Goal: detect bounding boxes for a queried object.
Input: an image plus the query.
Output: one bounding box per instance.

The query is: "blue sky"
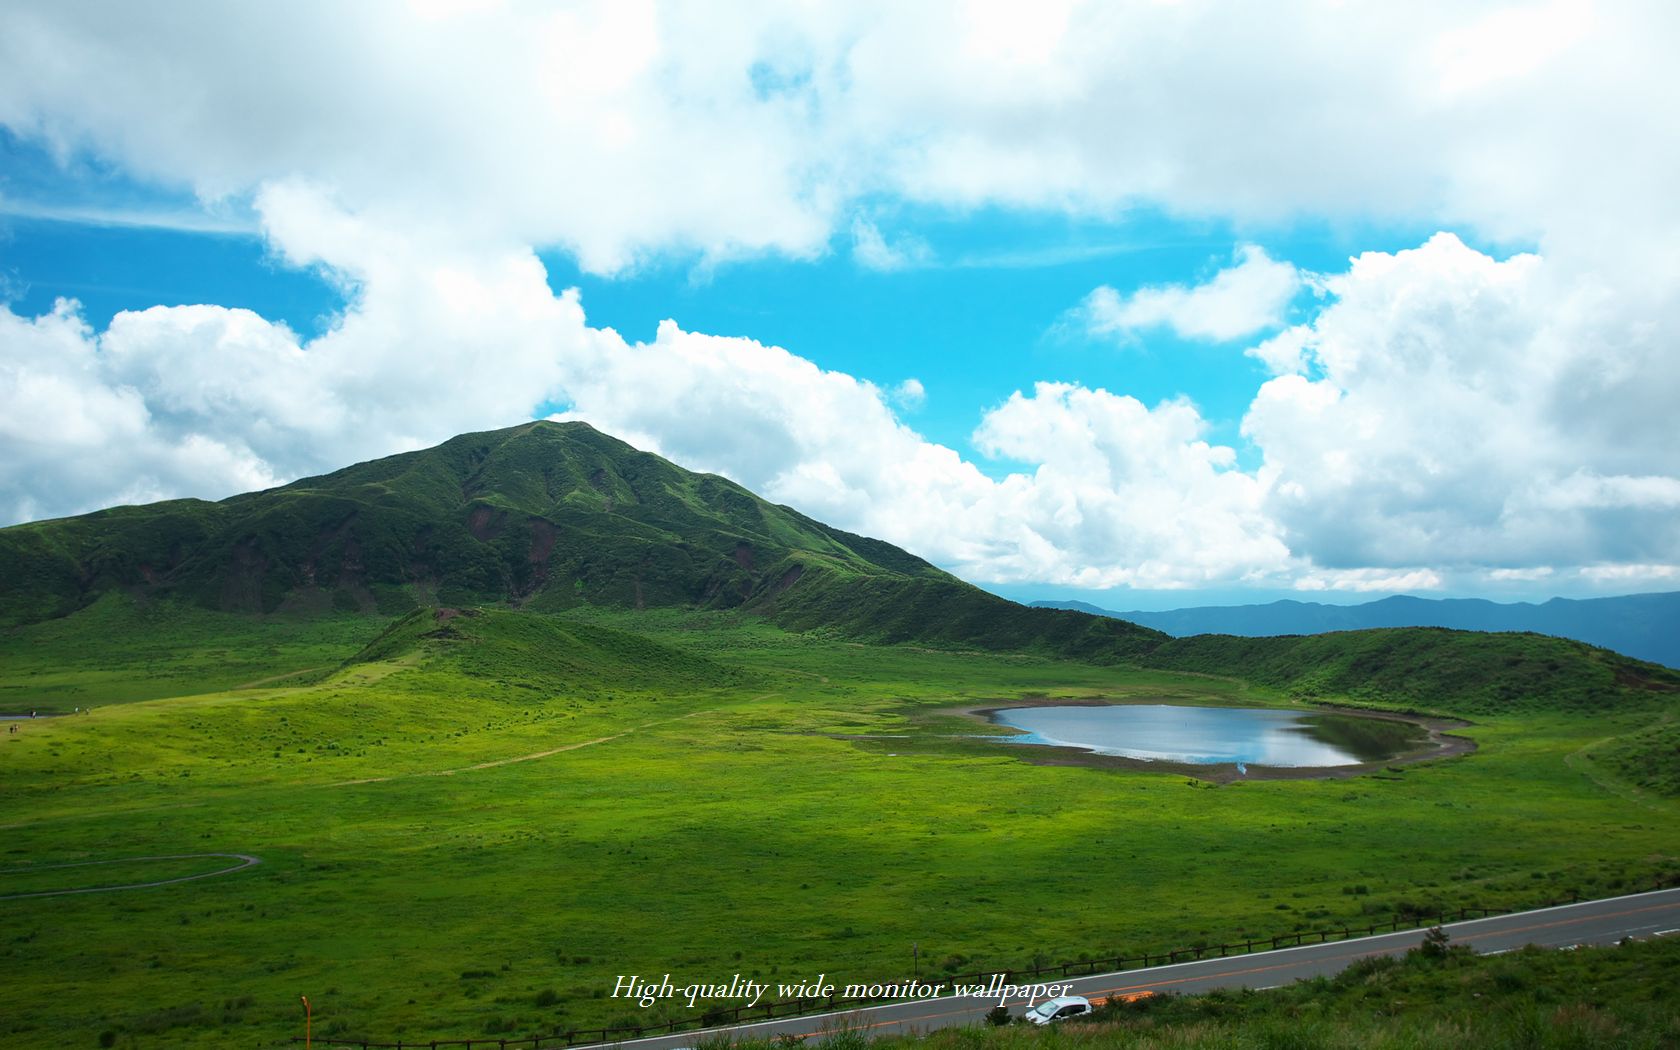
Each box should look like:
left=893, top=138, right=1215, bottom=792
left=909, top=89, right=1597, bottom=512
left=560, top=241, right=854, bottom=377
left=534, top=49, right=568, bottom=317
left=539, top=209, right=1458, bottom=474
left=4, top=132, right=1441, bottom=475
left=1, top=2, right=1676, bottom=610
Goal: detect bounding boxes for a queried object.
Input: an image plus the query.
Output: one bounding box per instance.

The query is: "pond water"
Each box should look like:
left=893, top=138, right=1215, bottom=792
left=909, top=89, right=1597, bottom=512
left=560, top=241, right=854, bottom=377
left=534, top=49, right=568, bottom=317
left=988, top=704, right=1426, bottom=768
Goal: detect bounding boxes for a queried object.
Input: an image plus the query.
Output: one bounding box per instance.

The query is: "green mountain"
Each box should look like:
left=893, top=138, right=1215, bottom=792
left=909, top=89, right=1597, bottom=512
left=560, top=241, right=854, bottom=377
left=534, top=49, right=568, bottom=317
left=1141, top=627, right=1680, bottom=716
left=6, top=418, right=1677, bottom=715
left=0, top=420, right=1165, bottom=661
left=1033, top=592, right=1680, bottom=670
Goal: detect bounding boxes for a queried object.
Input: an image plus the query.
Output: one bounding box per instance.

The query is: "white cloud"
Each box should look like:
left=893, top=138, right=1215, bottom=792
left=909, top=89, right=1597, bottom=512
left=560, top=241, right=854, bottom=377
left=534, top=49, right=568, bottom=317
left=0, top=190, right=1287, bottom=589
left=0, top=2, right=1675, bottom=275
left=891, top=378, right=926, bottom=410
left=1243, top=233, right=1680, bottom=575
left=1, top=3, right=1678, bottom=595
left=1488, top=567, right=1554, bottom=582
left=967, top=383, right=1290, bottom=587
left=1431, top=0, right=1594, bottom=99
left=1080, top=245, right=1302, bottom=343
left=1527, top=472, right=1680, bottom=511
left=1293, top=568, right=1446, bottom=594
left=1580, top=564, right=1680, bottom=584
left=851, top=219, right=933, bottom=271
left=0, top=300, right=281, bottom=522
left=3, top=202, right=1678, bottom=593
left=0, top=192, right=589, bottom=523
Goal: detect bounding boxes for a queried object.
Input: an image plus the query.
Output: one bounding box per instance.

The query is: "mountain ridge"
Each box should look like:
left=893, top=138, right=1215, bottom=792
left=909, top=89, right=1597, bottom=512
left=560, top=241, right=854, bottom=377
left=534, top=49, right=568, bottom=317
left=1032, top=592, right=1680, bottom=669
left=6, top=418, right=1677, bottom=713
left=0, top=420, right=1166, bottom=661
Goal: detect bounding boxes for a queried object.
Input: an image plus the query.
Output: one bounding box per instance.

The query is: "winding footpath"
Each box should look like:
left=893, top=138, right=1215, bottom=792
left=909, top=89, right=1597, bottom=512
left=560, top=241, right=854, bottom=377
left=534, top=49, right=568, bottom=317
left=0, top=852, right=261, bottom=901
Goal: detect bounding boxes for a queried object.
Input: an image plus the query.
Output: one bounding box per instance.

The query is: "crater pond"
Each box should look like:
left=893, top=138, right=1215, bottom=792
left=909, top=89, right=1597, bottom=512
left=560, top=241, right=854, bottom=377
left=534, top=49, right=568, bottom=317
left=987, top=704, right=1429, bottom=768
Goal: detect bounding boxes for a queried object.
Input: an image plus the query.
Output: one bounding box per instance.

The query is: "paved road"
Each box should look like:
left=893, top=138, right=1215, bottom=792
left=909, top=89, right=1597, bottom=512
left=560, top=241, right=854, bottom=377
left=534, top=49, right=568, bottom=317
left=604, top=887, right=1680, bottom=1048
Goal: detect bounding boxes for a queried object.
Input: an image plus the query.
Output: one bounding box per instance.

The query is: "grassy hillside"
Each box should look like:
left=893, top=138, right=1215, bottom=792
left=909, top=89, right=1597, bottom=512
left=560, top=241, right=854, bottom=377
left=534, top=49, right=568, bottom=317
left=0, top=591, right=388, bottom=712
left=4, top=606, right=1676, bottom=1049
left=1140, top=628, right=1680, bottom=717
left=353, top=605, right=748, bottom=692
left=0, top=420, right=922, bottom=622
left=1585, top=721, right=1680, bottom=797
left=20, top=418, right=1680, bottom=698
left=1037, top=591, right=1680, bottom=670
left=768, top=574, right=1164, bottom=661
left=0, top=421, right=1163, bottom=662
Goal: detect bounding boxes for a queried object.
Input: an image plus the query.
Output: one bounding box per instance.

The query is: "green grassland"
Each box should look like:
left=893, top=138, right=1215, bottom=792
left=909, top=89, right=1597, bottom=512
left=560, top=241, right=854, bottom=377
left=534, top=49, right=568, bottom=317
left=2, top=599, right=1677, bottom=1049
left=1582, top=720, right=1680, bottom=798
left=0, top=593, right=386, bottom=712
left=0, top=854, right=243, bottom=897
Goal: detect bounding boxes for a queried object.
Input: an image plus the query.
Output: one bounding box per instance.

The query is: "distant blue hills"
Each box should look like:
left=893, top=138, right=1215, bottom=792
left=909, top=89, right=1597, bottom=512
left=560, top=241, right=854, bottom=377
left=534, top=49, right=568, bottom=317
left=1031, top=592, right=1680, bottom=670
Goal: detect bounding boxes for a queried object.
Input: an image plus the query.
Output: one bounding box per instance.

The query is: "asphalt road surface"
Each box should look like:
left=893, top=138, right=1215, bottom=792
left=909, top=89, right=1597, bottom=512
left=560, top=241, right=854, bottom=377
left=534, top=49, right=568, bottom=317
left=603, top=887, right=1680, bottom=1048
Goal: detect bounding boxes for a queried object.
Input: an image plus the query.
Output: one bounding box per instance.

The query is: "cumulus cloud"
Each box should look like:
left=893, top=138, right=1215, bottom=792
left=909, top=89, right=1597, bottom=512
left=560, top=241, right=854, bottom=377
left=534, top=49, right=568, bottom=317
left=1243, top=233, right=1680, bottom=575
left=3, top=211, right=1677, bottom=593
left=0, top=300, right=248, bottom=522
left=1080, top=245, right=1302, bottom=343
left=0, top=189, right=1286, bottom=588
left=969, top=384, right=1290, bottom=587
left=1, top=2, right=1677, bottom=595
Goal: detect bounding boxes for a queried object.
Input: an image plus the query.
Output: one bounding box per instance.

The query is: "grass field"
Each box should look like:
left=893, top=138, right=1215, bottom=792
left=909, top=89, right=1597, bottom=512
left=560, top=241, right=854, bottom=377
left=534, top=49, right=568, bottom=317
left=1, top=599, right=1676, bottom=1048
left=0, top=592, right=385, bottom=713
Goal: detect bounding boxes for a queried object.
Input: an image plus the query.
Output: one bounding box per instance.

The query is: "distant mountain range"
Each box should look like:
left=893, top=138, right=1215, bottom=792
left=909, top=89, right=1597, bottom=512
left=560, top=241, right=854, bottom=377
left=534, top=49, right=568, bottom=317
left=1032, top=593, right=1680, bottom=669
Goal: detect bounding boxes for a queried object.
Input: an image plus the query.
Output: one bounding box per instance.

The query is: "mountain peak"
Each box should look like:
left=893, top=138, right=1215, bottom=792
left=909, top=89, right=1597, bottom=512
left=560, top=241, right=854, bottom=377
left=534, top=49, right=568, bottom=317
left=0, top=422, right=1166, bottom=661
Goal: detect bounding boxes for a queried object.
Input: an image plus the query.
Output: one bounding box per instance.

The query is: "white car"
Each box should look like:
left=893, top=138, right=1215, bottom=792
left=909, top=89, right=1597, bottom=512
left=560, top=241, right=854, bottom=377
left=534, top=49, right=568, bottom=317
left=1023, top=995, right=1092, bottom=1025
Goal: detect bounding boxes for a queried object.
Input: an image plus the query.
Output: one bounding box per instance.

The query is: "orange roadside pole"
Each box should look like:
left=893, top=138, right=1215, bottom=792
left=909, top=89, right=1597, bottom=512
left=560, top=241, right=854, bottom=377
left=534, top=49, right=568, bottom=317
left=301, top=995, right=312, bottom=1050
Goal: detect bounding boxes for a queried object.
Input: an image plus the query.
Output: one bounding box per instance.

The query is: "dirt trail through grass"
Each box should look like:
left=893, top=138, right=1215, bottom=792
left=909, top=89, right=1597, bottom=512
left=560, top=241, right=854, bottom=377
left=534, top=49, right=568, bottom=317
left=0, top=853, right=261, bottom=901
left=1565, top=713, right=1678, bottom=813
left=230, top=667, right=328, bottom=690
left=325, top=705, right=740, bottom=788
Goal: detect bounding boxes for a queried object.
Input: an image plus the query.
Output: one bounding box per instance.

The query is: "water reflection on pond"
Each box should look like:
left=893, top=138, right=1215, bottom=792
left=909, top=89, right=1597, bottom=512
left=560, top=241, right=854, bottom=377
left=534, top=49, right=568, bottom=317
left=988, top=704, right=1427, bottom=768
